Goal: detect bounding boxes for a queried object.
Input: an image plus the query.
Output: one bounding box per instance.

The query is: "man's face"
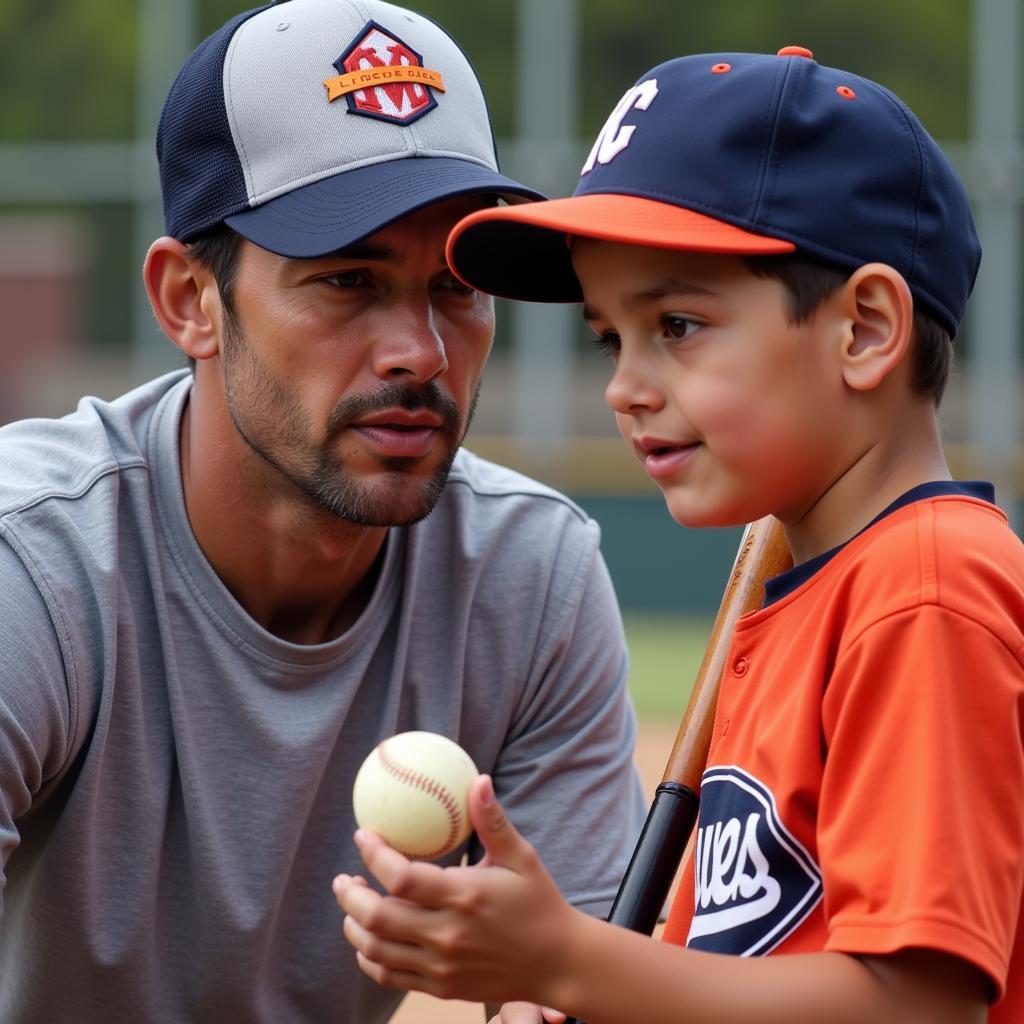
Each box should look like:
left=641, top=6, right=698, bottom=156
left=211, top=196, right=496, bottom=527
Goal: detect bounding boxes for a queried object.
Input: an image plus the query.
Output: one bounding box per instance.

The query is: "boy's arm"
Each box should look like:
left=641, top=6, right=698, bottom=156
left=558, top=914, right=988, bottom=1024
left=335, top=779, right=989, bottom=1024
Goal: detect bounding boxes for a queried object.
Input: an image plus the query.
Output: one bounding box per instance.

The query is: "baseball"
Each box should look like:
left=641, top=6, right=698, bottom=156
left=352, top=731, right=479, bottom=860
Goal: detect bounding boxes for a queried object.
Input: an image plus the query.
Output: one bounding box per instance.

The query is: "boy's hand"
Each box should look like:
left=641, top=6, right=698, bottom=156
left=333, top=774, right=577, bottom=1010
left=489, top=1001, right=567, bottom=1023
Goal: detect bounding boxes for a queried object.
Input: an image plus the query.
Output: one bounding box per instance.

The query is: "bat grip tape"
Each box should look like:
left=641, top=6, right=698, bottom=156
left=562, top=781, right=699, bottom=1024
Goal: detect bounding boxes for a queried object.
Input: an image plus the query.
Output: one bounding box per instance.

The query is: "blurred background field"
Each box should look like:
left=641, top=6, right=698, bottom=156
left=624, top=615, right=709, bottom=721
left=2, top=0, right=1019, bottom=703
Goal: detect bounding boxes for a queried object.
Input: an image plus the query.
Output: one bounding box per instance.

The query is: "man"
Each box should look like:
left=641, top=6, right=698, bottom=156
left=0, top=2, right=645, bottom=1021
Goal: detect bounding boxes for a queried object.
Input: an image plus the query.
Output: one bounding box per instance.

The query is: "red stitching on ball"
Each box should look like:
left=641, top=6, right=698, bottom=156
left=378, top=740, right=463, bottom=859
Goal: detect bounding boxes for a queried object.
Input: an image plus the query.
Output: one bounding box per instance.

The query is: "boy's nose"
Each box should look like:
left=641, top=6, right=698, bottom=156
left=604, top=356, right=664, bottom=415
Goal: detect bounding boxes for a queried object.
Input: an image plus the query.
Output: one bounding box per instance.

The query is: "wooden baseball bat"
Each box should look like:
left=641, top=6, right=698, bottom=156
left=563, top=515, right=791, bottom=1024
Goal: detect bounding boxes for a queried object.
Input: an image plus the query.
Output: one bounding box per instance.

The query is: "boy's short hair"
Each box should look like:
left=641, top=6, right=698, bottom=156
left=744, top=253, right=953, bottom=404
left=445, top=47, right=981, bottom=343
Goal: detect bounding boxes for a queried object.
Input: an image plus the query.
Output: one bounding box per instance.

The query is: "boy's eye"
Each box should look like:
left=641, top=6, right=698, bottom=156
left=590, top=330, right=621, bottom=357
left=662, top=315, right=700, bottom=340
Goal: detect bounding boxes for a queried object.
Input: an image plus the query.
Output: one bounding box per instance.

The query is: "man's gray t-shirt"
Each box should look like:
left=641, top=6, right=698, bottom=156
left=0, top=372, right=645, bottom=1022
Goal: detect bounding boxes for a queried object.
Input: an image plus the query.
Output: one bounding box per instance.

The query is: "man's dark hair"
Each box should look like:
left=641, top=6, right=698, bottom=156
left=186, top=223, right=244, bottom=314
left=182, top=224, right=245, bottom=370
left=743, top=253, right=953, bottom=405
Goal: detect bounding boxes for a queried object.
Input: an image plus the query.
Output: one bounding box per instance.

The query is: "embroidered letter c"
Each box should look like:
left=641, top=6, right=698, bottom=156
left=580, top=78, right=659, bottom=175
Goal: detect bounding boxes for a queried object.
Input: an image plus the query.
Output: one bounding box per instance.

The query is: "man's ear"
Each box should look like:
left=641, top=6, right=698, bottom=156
left=836, top=262, right=914, bottom=392
left=143, top=237, right=223, bottom=362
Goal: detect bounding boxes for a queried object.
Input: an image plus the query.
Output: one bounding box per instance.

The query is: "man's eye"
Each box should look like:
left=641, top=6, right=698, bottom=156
left=323, top=270, right=365, bottom=289
left=437, top=272, right=475, bottom=296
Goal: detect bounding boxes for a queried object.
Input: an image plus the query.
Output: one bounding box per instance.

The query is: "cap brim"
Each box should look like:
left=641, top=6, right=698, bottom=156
left=446, top=194, right=796, bottom=302
left=224, top=157, right=544, bottom=259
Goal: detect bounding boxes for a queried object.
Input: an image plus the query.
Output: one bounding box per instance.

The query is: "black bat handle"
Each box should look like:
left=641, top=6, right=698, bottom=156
left=561, top=781, right=699, bottom=1024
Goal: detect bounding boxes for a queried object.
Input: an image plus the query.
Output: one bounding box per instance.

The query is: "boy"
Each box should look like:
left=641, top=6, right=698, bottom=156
left=334, top=47, right=1024, bottom=1024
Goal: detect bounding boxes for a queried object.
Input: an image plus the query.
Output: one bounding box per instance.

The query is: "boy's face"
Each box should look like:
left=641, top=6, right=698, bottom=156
left=572, top=239, right=851, bottom=529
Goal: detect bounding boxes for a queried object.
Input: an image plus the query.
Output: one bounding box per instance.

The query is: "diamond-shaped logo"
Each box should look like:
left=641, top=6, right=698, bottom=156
left=323, top=20, right=446, bottom=125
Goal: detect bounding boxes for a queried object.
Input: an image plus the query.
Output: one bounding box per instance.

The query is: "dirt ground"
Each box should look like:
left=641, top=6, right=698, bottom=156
left=390, top=720, right=681, bottom=1023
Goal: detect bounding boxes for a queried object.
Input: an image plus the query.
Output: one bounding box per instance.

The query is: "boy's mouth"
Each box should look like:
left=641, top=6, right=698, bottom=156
left=632, top=437, right=701, bottom=479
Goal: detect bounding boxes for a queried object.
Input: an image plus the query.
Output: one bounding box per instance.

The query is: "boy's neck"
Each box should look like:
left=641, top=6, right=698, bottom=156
left=783, top=402, right=951, bottom=564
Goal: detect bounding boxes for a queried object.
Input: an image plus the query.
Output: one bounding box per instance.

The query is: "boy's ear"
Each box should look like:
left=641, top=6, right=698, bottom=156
left=835, top=263, right=914, bottom=392
left=143, top=237, right=224, bottom=362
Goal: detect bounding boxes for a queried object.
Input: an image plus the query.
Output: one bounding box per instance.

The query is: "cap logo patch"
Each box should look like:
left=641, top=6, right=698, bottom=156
left=580, top=78, right=658, bottom=175
left=323, top=20, right=445, bottom=125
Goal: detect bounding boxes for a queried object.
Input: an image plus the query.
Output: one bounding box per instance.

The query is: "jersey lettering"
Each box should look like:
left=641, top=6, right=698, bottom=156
left=687, top=766, right=822, bottom=956
left=580, top=78, right=659, bottom=174
left=690, top=812, right=782, bottom=936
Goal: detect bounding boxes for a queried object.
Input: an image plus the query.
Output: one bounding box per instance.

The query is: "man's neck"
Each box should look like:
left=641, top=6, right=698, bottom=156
left=178, top=393, right=390, bottom=645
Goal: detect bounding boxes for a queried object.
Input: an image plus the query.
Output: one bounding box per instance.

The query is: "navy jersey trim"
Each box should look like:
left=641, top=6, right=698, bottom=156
left=764, top=480, right=995, bottom=606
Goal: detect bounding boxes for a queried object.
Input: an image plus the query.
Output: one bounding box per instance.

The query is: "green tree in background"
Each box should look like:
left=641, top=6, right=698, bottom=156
left=0, top=1, right=973, bottom=144
left=0, top=0, right=983, bottom=360
left=0, top=0, right=138, bottom=139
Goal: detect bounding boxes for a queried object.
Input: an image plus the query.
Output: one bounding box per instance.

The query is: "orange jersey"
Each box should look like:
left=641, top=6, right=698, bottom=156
left=663, top=486, right=1024, bottom=1019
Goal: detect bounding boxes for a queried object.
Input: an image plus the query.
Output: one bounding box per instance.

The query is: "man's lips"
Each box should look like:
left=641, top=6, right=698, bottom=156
left=632, top=436, right=701, bottom=479
left=347, top=409, right=447, bottom=458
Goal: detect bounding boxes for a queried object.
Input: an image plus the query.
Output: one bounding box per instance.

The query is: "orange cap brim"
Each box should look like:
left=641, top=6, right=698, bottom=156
left=446, top=193, right=795, bottom=302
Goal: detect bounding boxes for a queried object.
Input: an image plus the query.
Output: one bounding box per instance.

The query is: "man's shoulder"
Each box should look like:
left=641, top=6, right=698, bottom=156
left=444, top=448, right=594, bottom=525
left=0, top=371, right=188, bottom=521
left=415, top=449, right=603, bottom=582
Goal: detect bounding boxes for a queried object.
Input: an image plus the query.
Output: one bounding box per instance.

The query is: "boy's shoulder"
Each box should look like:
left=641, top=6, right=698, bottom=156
left=834, top=492, right=1024, bottom=643
left=857, top=490, right=1021, bottom=575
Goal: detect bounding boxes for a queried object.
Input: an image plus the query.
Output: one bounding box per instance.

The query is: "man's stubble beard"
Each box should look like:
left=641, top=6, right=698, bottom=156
left=219, top=309, right=479, bottom=527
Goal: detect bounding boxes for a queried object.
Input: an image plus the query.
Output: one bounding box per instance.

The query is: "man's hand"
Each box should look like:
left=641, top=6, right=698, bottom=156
left=333, top=774, right=579, bottom=1010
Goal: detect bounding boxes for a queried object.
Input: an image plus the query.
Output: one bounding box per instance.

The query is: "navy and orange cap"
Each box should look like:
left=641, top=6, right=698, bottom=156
left=447, top=47, right=981, bottom=337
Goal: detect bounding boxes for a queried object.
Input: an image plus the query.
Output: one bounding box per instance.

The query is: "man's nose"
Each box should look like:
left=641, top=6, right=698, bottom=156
left=371, top=300, right=448, bottom=382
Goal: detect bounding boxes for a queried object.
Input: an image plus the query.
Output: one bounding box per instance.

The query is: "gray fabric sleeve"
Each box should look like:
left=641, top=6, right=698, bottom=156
left=0, top=539, right=73, bottom=910
left=475, top=523, right=646, bottom=917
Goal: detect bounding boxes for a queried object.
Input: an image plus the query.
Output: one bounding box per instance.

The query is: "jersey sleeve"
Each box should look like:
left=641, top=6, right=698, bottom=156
left=0, top=538, right=74, bottom=912
left=819, top=602, right=1024, bottom=997
left=473, top=525, right=647, bottom=918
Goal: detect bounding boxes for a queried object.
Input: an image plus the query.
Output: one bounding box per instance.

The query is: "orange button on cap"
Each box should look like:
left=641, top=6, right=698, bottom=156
left=777, top=45, right=813, bottom=59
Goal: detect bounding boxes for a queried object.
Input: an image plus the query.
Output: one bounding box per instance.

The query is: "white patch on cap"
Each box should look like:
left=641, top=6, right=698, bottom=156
left=222, top=0, right=499, bottom=207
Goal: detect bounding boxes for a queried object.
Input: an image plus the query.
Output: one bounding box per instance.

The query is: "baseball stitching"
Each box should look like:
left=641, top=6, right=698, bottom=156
left=377, top=740, right=463, bottom=858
